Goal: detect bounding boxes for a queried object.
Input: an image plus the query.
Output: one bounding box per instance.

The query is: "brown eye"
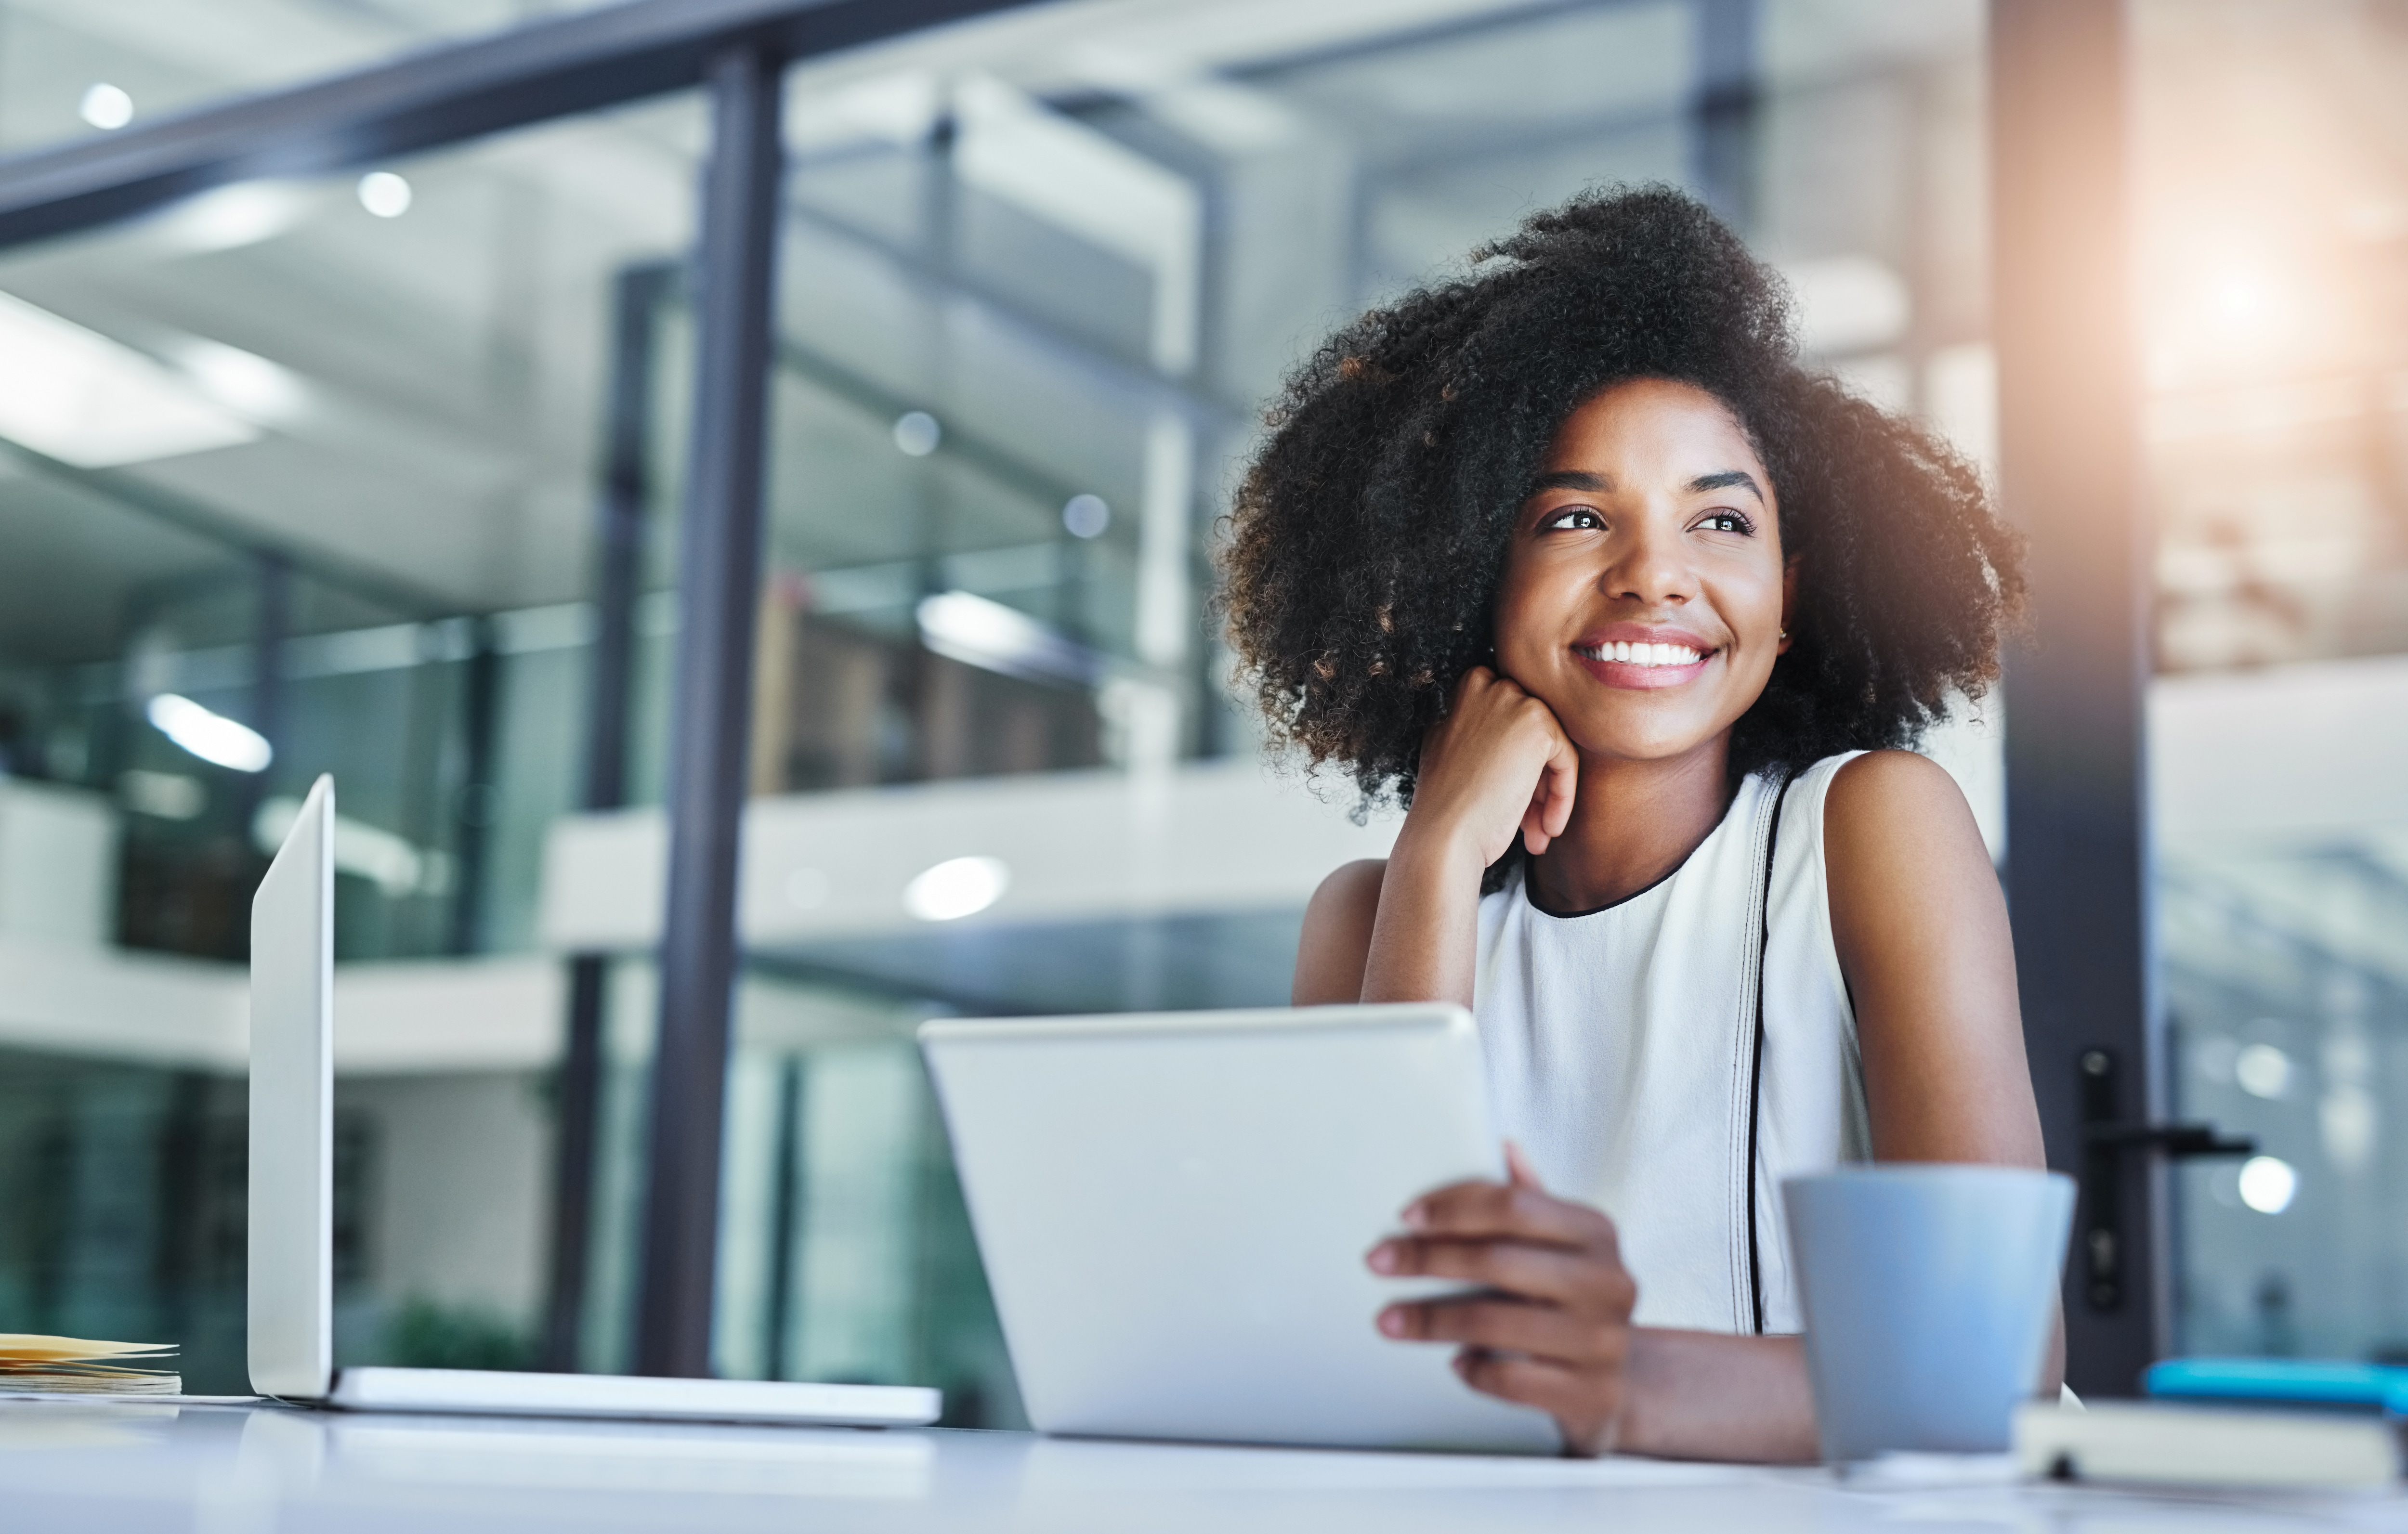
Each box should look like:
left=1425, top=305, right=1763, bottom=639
left=1542, top=507, right=1604, bottom=532
left=1697, top=511, right=1751, bottom=534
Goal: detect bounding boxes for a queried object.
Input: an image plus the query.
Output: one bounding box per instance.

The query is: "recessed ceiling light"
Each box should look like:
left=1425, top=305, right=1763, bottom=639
left=2233, top=1042, right=2290, bottom=1100
left=916, top=589, right=1099, bottom=685
left=903, top=856, right=1008, bottom=922
left=1063, top=494, right=1110, bottom=538
left=0, top=291, right=257, bottom=467
left=892, top=410, right=941, bottom=457
left=2237, top=1155, right=2296, bottom=1215
left=148, top=181, right=310, bottom=255
left=146, top=693, right=273, bottom=773
left=165, top=337, right=313, bottom=427
left=357, top=171, right=413, bottom=219
left=79, top=83, right=133, bottom=130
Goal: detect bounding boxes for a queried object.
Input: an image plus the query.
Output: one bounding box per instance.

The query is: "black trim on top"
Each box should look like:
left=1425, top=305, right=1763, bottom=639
left=1744, top=778, right=1792, bottom=1336
left=0, top=0, right=1042, bottom=249
left=1518, top=780, right=1751, bottom=920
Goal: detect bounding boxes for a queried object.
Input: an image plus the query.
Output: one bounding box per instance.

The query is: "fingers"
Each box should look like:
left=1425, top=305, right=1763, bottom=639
left=1367, top=1235, right=1601, bottom=1302
left=1538, top=728, right=1579, bottom=840
left=1518, top=703, right=1577, bottom=855
left=1503, top=1140, right=1542, bottom=1190
left=1401, top=1178, right=1619, bottom=1251
left=1380, top=1296, right=1625, bottom=1367
left=1519, top=794, right=1553, bottom=858
left=1454, top=1349, right=1620, bottom=1438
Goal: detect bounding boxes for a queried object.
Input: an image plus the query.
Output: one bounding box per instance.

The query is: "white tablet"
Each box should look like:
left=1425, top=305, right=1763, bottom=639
left=920, top=1004, right=1559, bottom=1454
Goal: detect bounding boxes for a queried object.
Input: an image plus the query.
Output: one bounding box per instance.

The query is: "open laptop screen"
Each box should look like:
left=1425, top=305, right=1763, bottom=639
left=249, top=773, right=335, bottom=1400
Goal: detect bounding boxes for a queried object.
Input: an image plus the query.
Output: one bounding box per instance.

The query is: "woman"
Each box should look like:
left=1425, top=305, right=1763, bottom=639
left=1219, top=187, right=2049, bottom=1461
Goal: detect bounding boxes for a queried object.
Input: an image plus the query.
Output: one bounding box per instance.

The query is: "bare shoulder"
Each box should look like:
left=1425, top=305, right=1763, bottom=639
left=1822, top=748, right=2000, bottom=954
left=1821, top=749, right=1996, bottom=925
left=1294, top=858, right=1389, bottom=1005
left=1823, top=749, right=1980, bottom=858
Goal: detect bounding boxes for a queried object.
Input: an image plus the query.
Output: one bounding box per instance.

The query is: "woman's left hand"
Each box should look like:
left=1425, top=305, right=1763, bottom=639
left=1365, top=1144, right=1638, bottom=1456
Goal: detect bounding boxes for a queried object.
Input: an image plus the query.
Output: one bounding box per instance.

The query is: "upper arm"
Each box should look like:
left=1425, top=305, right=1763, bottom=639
left=1822, top=751, right=2042, bottom=1168
left=1294, top=858, right=1387, bottom=1005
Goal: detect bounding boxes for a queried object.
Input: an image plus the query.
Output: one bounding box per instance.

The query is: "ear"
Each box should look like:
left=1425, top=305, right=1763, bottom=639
left=1778, top=556, right=1799, bottom=654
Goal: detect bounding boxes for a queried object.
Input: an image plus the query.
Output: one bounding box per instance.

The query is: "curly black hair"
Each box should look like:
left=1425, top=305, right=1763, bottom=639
left=1219, top=184, right=2022, bottom=816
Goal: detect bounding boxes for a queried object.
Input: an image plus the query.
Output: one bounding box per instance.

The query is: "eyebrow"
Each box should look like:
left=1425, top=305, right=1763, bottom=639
left=1688, top=469, right=1765, bottom=501
left=1526, top=469, right=1610, bottom=495
left=1522, top=468, right=1764, bottom=501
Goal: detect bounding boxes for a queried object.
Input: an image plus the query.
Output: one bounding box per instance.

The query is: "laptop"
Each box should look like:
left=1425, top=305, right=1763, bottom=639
left=249, top=774, right=938, bottom=1428
left=920, top=1006, right=1560, bottom=1453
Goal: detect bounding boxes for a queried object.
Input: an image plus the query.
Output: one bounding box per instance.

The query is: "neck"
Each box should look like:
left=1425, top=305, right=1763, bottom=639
left=1524, top=734, right=1735, bottom=913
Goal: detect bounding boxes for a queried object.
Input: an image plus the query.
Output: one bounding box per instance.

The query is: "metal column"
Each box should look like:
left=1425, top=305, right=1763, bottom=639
left=243, top=552, right=290, bottom=828
left=632, top=41, right=784, bottom=1378
left=1690, top=0, right=1760, bottom=233
left=1991, top=0, right=2159, bottom=1396
left=543, top=260, right=677, bottom=1373
left=448, top=619, right=501, bottom=955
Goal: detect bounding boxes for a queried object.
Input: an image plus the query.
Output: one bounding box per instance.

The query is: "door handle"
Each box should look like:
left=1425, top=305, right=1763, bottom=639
left=2075, top=1048, right=2254, bottom=1312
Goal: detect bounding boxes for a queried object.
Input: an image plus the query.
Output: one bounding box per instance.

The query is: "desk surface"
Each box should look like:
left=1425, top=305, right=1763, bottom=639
left=2, top=1400, right=2405, bottom=1533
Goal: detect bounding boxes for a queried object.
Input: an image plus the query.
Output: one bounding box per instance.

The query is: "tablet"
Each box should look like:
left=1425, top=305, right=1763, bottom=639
left=919, top=1004, right=1559, bottom=1453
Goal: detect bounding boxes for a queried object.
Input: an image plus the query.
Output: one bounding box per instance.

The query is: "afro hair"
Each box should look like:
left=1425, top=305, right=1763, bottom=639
left=1219, top=184, right=2022, bottom=821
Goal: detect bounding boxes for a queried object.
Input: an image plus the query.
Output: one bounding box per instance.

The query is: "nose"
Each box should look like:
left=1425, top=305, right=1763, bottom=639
left=1601, top=512, right=1698, bottom=607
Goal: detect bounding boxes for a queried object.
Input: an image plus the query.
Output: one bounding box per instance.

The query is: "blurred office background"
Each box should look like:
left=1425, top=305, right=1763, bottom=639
left=0, top=0, right=2395, bottom=1404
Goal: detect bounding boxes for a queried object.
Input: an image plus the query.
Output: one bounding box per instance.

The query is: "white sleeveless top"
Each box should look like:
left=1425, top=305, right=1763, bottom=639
left=1472, top=752, right=1871, bottom=1336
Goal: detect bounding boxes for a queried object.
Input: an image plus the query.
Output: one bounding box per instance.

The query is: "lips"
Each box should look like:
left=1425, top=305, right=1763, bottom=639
left=1569, top=625, right=1717, bottom=689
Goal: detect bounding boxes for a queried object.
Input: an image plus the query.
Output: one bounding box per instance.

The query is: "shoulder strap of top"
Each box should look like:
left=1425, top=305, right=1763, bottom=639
left=1743, top=776, right=1795, bottom=1335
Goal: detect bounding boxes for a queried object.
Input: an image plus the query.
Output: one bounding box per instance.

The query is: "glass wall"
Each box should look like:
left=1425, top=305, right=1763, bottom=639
left=753, top=0, right=1995, bottom=891
left=0, top=0, right=2003, bottom=1407
left=2138, top=0, right=2408, bottom=1362
left=0, top=91, right=703, bottom=1391
left=632, top=0, right=1998, bottom=1417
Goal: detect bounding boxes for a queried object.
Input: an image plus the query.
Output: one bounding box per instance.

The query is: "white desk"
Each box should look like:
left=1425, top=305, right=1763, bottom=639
left=1, top=1400, right=2403, bottom=1533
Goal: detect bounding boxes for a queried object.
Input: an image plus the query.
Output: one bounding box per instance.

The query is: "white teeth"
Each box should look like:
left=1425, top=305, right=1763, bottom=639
left=1577, top=641, right=1705, bottom=667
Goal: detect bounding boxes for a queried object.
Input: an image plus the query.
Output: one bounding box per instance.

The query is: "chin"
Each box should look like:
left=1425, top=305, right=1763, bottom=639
left=1562, top=717, right=1725, bottom=765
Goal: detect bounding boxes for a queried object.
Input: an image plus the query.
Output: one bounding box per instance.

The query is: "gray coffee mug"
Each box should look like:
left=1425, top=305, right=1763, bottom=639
left=1783, top=1165, right=2073, bottom=1463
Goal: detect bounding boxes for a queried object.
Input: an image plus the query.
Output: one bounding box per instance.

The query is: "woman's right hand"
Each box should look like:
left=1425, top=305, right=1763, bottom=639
left=1341, top=668, right=1578, bottom=1008
left=1400, top=666, right=1581, bottom=869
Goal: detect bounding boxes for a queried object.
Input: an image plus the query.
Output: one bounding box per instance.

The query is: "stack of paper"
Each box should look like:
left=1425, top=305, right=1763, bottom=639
left=0, top=1335, right=180, bottom=1396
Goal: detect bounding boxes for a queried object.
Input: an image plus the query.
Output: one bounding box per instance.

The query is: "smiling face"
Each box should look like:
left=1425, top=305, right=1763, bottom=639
left=1492, top=377, right=1792, bottom=766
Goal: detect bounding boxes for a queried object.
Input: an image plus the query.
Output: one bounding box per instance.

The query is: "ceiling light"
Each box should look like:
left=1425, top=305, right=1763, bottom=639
left=903, top=856, right=1008, bottom=922
left=892, top=410, right=941, bottom=457
left=0, top=291, right=258, bottom=467
left=148, top=181, right=310, bottom=255
left=1063, top=494, right=1110, bottom=539
left=917, top=589, right=1100, bottom=685
left=147, top=693, right=273, bottom=773
left=2237, top=1155, right=2296, bottom=1215
left=2233, top=1042, right=2290, bottom=1100
left=357, top=171, right=412, bottom=218
left=79, top=83, right=133, bottom=131
left=166, top=337, right=312, bottom=426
